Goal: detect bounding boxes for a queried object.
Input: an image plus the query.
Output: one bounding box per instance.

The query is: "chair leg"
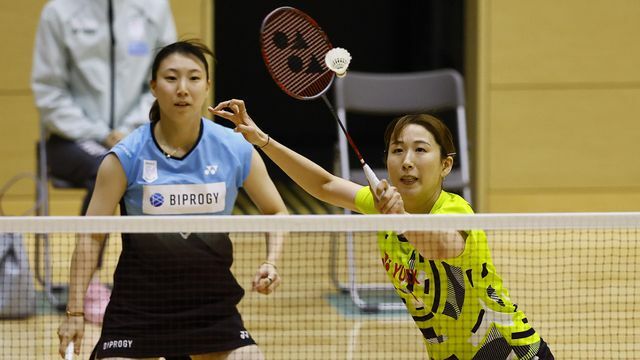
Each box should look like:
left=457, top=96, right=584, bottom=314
left=34, top=140, right=48, bottom=287
left=35, top=138, right=67, bottom=312
left=329, top=213, right=404, bottom=313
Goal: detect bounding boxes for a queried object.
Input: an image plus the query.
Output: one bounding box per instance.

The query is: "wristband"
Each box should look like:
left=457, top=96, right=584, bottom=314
left=66, top=310, right=85, bottom=317
left=261, top=261, right=278, bottom=270
left=259, top=134, right=270, bottom=149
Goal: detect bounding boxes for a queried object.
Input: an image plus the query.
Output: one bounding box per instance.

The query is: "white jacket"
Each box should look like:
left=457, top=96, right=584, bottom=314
left=31, top=0, right=176, bottom=141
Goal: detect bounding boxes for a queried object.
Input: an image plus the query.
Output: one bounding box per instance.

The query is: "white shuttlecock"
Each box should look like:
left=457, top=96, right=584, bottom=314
left=325, top=47, right=352, bottom=77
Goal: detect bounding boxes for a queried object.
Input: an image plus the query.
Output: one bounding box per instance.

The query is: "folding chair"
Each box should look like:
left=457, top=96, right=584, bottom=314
left=331, top=69, right=471, bottom=312
left=35, top=123, right=79, bottom=311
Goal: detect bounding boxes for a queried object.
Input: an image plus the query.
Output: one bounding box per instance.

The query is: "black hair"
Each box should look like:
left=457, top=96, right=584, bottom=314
left=383, top=114, right=456, bottom=161
left=149, top=39, right=215, bottom=122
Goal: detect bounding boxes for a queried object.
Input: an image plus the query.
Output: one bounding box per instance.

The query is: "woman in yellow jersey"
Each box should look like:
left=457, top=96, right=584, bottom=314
left=210, top=101, right=553, bottom=360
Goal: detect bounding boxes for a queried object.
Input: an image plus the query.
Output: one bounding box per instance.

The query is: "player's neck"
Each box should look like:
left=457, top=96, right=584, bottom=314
left=154, top=118, right=200, bottom=156
left=403, top=189, right=441, bottom=214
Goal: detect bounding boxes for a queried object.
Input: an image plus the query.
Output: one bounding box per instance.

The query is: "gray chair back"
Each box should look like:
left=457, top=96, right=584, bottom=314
left=334, top=69, right=471, bottom=201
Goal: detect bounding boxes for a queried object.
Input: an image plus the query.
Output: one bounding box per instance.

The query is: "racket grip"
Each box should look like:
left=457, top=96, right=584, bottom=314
left=362, top=163, right=380, bottom=189
left=65, top=343, right=74, bottom=360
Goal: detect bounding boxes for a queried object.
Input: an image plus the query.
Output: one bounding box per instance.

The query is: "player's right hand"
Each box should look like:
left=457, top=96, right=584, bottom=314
left=57, top=316, right=84, bottom=358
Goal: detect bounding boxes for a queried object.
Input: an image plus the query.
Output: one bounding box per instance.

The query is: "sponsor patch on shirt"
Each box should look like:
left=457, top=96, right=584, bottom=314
left=142, top=183, right=226, bottom=214
left=143, top=160, right=158, bottom=183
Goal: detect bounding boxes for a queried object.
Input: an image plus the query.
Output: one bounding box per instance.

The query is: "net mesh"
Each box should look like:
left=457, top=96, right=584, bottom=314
left=1, top=213, right=639, bottom=359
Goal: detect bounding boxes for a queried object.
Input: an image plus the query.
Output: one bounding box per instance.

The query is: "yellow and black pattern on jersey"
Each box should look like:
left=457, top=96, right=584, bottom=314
left=378, top=228, right=540, bottom=359
left=355, top=188, right=542, bottom=360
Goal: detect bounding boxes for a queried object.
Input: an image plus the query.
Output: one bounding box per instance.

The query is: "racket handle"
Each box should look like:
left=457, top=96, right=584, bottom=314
left=65, top=343, right=74, bottom=360
left=362, top=163, right=380, bottom=189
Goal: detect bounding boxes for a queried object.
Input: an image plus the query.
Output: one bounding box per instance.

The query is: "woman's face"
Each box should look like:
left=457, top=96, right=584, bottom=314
left=386, top=123, right=451, bottom=211
left=151, top=52, right=210, bottom=121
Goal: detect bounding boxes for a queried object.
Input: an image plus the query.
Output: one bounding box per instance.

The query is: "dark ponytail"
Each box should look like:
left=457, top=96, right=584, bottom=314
left=149, top=100, right=160, bottom=123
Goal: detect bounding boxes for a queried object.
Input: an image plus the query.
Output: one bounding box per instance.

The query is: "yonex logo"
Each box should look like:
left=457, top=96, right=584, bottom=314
left=149, top=193, right=164, bottom=207
left=204, top=165, right=218, bottom=175
left=271, top=30, right=323, bottom=75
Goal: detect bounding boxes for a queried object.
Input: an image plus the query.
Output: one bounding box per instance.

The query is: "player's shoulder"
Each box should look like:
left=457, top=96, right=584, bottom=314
left=432, top=191, right=474, bottom=215
left=354, top=186, right=376, bottom=214
left=203, top=118, right=249, bottom=145
left=126, top=123, right=151, bottom=143
left=112, top=123, right=151, bottom=159
left=203, top=117, right=233, bottom=133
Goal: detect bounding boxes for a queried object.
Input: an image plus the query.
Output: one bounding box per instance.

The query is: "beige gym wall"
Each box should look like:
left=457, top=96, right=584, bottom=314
left=0, top=0, right=212, bottom=216
left=1, top=1, right=638, bottom=215
left=468, top=0, right=640, bottom=212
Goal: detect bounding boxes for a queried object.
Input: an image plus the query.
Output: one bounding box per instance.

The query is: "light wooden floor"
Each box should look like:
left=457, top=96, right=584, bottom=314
left=2, top=228, right=639, bottom=359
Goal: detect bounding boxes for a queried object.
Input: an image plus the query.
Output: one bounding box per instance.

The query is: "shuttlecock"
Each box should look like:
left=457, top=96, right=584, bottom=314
left=325, top=47, right=351, bottom=77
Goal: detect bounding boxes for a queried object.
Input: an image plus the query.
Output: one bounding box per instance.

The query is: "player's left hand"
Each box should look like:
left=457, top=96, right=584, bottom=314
left=252, top=262, right=280, bottom=295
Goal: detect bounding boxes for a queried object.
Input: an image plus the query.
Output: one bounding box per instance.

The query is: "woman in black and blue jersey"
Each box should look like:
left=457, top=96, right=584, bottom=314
left=57, top=41, right=288, bottom=360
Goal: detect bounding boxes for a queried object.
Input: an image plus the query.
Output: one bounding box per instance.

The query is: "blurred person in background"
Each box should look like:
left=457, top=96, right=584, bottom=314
left=31, top=0, right=176, bottom=325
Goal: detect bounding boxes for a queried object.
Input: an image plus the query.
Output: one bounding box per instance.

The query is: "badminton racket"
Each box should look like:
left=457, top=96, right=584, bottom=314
left=259, top=6, right=380, bottom=189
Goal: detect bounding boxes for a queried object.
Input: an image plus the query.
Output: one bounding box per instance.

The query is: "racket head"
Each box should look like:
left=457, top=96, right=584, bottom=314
left=260, top=7, right=335, bottom=100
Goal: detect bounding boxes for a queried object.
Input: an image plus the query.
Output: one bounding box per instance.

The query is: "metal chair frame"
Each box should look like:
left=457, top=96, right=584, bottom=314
left=35, top=123, right=79, bottom=311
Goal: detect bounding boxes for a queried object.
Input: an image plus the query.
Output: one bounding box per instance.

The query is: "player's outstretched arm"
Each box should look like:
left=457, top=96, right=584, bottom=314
left=210, top=100, right=362, bottom=212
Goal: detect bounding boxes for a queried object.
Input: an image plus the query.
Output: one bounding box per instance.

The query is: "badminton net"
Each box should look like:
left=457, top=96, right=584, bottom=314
left=0, top=212, right=638, bottom=359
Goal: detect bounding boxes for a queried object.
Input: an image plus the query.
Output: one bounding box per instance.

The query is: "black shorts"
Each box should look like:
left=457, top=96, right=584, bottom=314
left=92, top=309, right=256, bottom=359
left=92, top=232, right=254, bottom=358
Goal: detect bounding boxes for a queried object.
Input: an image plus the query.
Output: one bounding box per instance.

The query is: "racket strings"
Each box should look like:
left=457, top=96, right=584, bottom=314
left=262, top=10, right=332, bottom=98
left=261, top=7, right=376, bottom=184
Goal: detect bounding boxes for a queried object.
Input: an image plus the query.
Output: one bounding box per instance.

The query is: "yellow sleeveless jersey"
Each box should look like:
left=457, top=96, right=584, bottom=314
left=355, top=188, right=541, bottom=360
